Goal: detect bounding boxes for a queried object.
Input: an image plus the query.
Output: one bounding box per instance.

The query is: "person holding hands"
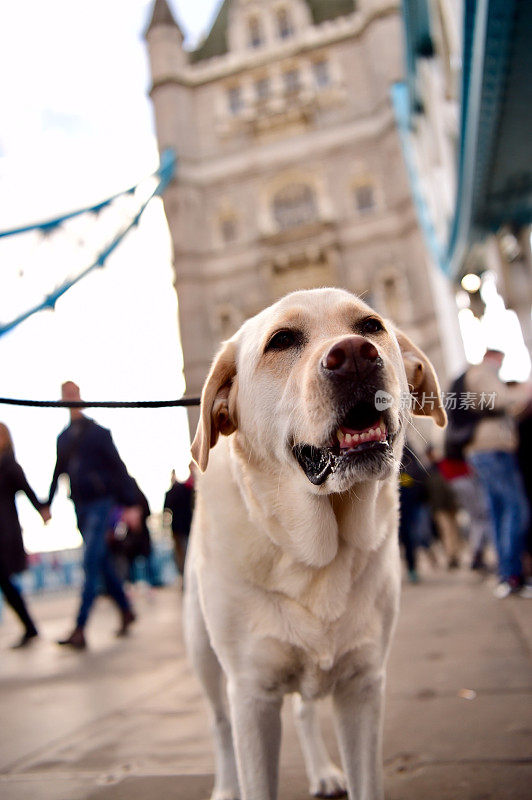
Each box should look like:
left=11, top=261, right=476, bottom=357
left=48, top=382, right=141, bottom=648
left=0, top=422, right=50, bottom=649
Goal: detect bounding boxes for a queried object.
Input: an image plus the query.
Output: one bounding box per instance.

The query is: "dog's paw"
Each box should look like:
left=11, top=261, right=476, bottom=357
left=310, top=764, right=348, bottom=798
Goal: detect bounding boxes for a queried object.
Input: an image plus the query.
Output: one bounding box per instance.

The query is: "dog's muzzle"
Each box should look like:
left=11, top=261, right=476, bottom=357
left=292, top=400, right=393, bottom=485
left=292, top=337, right=395, bottom=485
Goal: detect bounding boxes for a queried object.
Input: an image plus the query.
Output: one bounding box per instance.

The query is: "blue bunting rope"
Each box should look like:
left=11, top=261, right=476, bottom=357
left=0, top=148, right=176, bottom=338
left=0, top=185, right=136, bottom=240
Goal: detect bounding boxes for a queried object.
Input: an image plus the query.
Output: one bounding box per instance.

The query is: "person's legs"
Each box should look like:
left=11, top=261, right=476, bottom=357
left=58, top=500, right=110, bottom=649
left=100, top=548, right=132, bottom=613
left=497, top=453, right=529, bottom=583
left=0, top=565, right=38, bottom=646
left=434, top=510, right=461, bottom=567
left=144, top=550, right=163, bottom=587
left=172, top=530, right=187, bottom=576
left=399, top=489, right=420, bottom=579
left=100, top=549, right=136, bottom=635
left=469, top=452, right=529, bottom=585
left=452, top=474, right=493, bottom=566
left=74, top=500, right=114, bottom=629
left=469, top=453, right=507, bottom=578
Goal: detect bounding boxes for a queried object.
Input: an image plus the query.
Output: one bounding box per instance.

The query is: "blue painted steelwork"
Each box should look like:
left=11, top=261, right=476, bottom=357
left=0, top=149, right=176, bottom=338
left=401, top=0, right=433, bottom=114
left=391, top=82, right=444, bottom=269
left=446, top=0, right=521, bottom=275
left=399, top=0, right=532, bottom=277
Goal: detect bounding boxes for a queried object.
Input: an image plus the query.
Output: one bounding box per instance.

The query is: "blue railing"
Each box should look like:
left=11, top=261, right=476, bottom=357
left=0, top=541, right=179, bottom=621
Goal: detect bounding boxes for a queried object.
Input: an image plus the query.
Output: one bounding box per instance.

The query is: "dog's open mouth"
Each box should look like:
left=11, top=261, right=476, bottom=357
left=292, top=400, right=393, bottom=485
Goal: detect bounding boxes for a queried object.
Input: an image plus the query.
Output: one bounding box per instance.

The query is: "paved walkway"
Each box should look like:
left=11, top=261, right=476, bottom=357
left=0, top=565, right=531, bottom=800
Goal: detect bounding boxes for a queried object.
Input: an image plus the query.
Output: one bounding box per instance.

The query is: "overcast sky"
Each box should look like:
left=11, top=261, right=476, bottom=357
left=0, top=1, right=220, bottom=551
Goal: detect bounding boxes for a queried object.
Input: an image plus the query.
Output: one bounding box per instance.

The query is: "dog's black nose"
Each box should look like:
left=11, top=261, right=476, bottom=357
left=321, top=336, right=380, bottom=377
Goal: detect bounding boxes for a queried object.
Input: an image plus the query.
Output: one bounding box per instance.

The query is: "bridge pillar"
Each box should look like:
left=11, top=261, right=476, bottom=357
left=493, top=227, right=532, bottom=356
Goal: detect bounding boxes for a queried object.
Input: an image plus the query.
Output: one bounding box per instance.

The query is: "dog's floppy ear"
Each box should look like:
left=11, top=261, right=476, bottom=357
left=191, top=340, right=238, bottom=472
left=395, top=329, right=447, bottom=428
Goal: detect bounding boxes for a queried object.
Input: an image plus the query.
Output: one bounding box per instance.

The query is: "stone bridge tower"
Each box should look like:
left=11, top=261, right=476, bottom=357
left=145, top=0, right=460, bottom=431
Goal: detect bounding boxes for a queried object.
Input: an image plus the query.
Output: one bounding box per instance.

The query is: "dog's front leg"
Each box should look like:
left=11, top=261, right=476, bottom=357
left=292, top=694, right=347, bottom=798
left=332, top=670, right=385, bottom=800
left=227, top=681, right=283, bottom=800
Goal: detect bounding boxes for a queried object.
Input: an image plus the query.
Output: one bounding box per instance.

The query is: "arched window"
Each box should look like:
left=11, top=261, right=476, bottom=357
left=353, top=181, right=376, bottom=213
left=221, top=216, right=237, bottom=243
left=312, top=59, right=330, bottom=88
left=248, top=16, right=263, bottom=48
left=374, top=269, right=410, bottom=323
left=283, top=68, right=300, bottom=95
left=227, top=86, right=243, bottom=115
left=255, top=76, right=270, bottom=102
left=382, top=275, right=400, bottom=320
left=276, top=7, right=293, bottom=39
left=272, top=184, right=318, bottom=230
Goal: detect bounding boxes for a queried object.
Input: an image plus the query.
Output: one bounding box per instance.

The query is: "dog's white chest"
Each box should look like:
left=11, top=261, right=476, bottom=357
left=245, top=593, right=385, bottom=701
left=256, top=635, right=374, bottom=701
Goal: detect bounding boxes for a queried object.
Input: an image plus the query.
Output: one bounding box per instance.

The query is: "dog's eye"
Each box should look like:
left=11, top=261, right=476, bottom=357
left=265, top=329, right=301, bottom=352
left=360, top=317, right=384, bottom=335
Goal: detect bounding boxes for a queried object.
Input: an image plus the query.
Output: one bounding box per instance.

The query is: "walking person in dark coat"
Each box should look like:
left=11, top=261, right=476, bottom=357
left=0, top=422, right=50, bottom=648
left=398, top=444, right=428, bottom=583
left=108, top=481, right=162, bottom=587
left=425, top=445, right=462, bottom=569
left=164, top=465, right=195, bottom=579
left=47, top=382, right=142, bottom=649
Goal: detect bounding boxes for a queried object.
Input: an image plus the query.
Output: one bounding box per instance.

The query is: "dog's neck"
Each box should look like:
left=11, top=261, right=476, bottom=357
left=230, top=437, right=397, bottom=625
left=230, top=436, right=397, bottom=567
left=228, top=436, right=398, bottom=624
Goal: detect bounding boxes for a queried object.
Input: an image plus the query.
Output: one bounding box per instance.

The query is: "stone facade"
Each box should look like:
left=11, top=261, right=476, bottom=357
left=145, top=0, right=460, bottom=430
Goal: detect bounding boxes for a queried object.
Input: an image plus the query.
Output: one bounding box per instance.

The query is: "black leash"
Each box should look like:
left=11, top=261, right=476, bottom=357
left=0, top=397, right=201, bottom=409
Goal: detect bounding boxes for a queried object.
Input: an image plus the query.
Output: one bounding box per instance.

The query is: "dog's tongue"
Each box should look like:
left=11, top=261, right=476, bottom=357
left=292, top=444, right=336, bottom=486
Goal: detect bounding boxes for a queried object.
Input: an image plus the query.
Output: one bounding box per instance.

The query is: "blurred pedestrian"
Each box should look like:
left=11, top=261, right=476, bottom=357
left=437, top=455, right=493, bottom=571
left=0, top=422, right=50, bottom=648
left=164, top=464, right=195, bottom=580
left=516, top=401, right=532, bottom=580
left=464, top=350, right=532, bottom=597
left=443, top=370, right=497, bottom=570
left=108, top=480, right=162, bottom=588
left=47, top=382, right=142, bottom=649
left=425, top=446, right=462, bottom=569
left=398, top=445, right=428, bottom=583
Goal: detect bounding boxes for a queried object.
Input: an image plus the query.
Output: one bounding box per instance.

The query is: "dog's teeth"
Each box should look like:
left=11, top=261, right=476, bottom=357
left=361, top=432, right=368, bottom=441
left=352, top=433, right=360, bottom=444
left=345, top=433, right=352, bottom=445
left=337, top=430, right=344, bottom=444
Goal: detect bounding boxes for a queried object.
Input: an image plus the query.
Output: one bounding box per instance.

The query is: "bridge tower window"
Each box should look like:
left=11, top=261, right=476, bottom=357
left=313, top=59, right=330, bottom=88
left=272, top=184, right=318, bottom=230
left=227, top=86, right=243, bottom=115
left=354, top=182, right=376, bottom=213
left=283, top=68, right=301, bottom=95
left=248, top=17, right=263, bottom=49
left=221, top=217, right=237, bottom=243
left=255, top=76, right=271, bottom=101
left=277, top=8, right=293, bottom=39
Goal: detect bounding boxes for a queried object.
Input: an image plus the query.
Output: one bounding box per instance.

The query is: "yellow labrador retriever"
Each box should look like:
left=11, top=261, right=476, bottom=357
left=185, top=288, right=445, bottom=800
